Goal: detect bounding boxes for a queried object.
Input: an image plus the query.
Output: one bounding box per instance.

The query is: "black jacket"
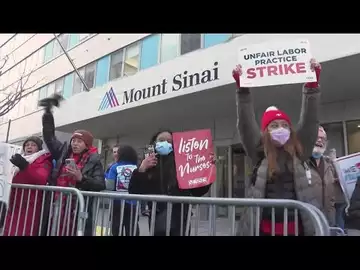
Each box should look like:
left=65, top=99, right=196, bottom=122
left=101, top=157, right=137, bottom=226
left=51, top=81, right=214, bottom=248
left=128, top=154, right=211, bottom=236
left=42, top=110, right=105, bottom=236
left=42, top=111, right=105, bottom=191
left=345, top=176, right=360, bottom=230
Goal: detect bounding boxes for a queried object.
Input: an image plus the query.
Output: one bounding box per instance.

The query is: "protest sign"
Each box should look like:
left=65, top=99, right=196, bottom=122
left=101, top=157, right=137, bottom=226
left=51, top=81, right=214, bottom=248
left=172, top=129, right=216, bottom=189
left=0, top=143, right=22, bottom=208
left=238, top=39, right=317, bottom=88
left=333, top=152, right=360, bottom=204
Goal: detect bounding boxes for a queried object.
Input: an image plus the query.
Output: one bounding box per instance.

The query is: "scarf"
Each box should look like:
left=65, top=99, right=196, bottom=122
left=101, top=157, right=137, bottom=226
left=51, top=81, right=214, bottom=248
left=56, top=147, right=98, bottom=188
left=12, top=149, right=49, bottom=176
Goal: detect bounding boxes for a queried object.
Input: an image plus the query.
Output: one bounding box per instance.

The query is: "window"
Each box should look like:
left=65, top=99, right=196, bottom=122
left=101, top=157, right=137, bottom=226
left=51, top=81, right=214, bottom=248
left=160, top=34, right=179, bottom=63
left=79, top=34, right=91, bottom=40
left=43, top=41, right=54, bottom=63
left=73, top=68, right=85, bottom=94
left=63, top=73, right=74, bottom=99
left=84, top=62, right=96, bottom=89
left=36, top=48, right=44, bottom=68
left=54, top=77, right=64, bottom=94
left=123, top=43, right=140, bottom=77
left=140, top=34, right=160, bottom=70
left=322, top=122, right=345, bottom=157
left=180, top=34, right=201, bottom=55
left=346, top=120, right=360, bottom=154
left=109, top=49, right=123, bottom=81
left=38, top=86, right=48, bottom=103
left=53, top=34, right=70, bottom=57
left=28, top=92, right=37, bottom=112
left=203, top=34, right=232, bottom=48
left=69, top=34, right=80, bottom=48
left=47, top=82, right=55, bottom=97
left=95, top=56, right=110, bottom=87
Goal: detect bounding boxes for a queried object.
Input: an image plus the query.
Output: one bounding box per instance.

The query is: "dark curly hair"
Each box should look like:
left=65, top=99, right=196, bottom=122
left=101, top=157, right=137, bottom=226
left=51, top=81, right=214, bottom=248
left=117, top=145, right=138, bottom=164
left=149, top=129, right=173, bottom=145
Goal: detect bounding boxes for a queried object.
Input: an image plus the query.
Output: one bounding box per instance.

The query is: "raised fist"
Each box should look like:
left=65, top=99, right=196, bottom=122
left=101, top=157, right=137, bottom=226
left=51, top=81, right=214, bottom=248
left=306, top=58, right=321, bottom=88
left=232, top=64, right=243, bottom=88
left=38, top=93, right=64, bottom=113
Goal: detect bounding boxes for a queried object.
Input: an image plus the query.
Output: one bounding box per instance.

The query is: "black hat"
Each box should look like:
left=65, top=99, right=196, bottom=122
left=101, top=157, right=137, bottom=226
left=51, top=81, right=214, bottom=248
left=23, top=136, right=43, bottom=151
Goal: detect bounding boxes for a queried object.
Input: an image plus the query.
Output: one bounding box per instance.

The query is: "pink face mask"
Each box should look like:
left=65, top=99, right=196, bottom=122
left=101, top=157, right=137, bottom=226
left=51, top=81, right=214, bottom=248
left=270, top=128, right=290, bottom=146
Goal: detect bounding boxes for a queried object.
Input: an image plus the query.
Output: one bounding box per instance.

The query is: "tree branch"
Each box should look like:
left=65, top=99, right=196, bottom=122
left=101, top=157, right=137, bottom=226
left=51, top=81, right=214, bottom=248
left=0, top=55, right=40, bottom=118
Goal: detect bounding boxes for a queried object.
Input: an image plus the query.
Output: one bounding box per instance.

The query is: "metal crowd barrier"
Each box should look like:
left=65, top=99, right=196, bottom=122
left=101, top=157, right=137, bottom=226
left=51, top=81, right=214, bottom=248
left=0, top=184, right=86, bottom=236
left=0, top=184, right=333, bottom=236
left=80, top=191, right=331, bottom=236
left=330, top=227, right=346, bottom=236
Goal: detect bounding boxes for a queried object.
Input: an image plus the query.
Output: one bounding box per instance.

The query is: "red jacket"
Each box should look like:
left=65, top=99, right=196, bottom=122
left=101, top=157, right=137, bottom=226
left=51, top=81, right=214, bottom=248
left=4, top=151, right=52, bottom=236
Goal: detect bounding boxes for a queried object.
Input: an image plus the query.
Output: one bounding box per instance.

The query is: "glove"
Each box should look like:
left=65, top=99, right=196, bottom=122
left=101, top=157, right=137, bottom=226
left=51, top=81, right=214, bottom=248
left=10, top=154, right=29, bottom=171
left=38, top=93, right=64, bottom=113
left=232, top=65, right=242, bottom=88
left=305, top=59, right=321, bottom=89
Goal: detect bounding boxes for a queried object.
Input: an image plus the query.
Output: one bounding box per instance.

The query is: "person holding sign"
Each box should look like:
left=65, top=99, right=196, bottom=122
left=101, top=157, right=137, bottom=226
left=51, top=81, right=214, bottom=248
left=3, top=136, right=52, bottom=236
left=128, top=130, right=211, bottom=236
left=233, top=59, right=323, bottom=236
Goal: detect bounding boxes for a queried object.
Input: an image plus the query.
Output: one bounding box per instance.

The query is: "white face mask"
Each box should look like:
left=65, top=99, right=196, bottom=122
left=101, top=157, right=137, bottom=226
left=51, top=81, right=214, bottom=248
left=269, top=127, right=290, bottom=146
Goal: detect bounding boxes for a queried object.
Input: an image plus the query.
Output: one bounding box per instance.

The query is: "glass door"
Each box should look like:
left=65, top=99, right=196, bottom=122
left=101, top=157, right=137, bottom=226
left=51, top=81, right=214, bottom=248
left=214, top=146, right=230, bottom=218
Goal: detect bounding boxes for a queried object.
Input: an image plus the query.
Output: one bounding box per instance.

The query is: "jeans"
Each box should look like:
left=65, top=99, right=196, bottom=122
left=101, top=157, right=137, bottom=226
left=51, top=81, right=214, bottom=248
left=335, top=203, right=346, bottom=229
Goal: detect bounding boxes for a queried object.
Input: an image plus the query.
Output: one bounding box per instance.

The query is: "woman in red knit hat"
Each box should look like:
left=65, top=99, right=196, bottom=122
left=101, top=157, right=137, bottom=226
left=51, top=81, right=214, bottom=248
left=41, top=104, right=105, bottom=236
left=233, top=58, right=326, bottom=236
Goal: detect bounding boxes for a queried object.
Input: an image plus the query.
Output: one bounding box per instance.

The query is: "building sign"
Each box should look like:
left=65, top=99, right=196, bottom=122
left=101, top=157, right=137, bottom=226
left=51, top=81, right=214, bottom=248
left=98, top=62, right=219, bottom=111
left=98, top=87, right=120, bottom=111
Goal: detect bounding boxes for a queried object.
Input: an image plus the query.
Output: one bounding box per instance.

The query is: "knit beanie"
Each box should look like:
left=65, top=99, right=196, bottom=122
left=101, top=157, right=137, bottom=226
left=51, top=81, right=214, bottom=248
left=71, top=130, right=94, bottom=147
left=261, top=106, right=291, bottom=131
left=23, top=136, right=43, bottom=151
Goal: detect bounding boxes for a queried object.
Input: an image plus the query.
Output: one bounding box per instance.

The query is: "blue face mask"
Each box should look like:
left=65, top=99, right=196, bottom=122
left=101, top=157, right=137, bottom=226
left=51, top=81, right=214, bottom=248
left=312, top=152, right=322, bottom=159
left=155, top=141, right=173, bottom=156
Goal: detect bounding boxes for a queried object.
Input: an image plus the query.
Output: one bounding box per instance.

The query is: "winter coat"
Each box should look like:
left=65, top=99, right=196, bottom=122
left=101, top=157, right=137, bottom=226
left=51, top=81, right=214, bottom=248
left=236, top=85, right=325, bottom=236
left=4, top=150, right=52, bottom=236
left=307, top=156, right=337, bottom=226
left=42, top=111, right=105, bottom=236
left=129, top=153, right=211, bottom=236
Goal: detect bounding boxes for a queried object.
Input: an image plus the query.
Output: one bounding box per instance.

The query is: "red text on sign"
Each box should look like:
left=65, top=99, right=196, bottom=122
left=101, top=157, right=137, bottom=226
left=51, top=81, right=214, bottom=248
left=246, top=62, right=306, bottom=79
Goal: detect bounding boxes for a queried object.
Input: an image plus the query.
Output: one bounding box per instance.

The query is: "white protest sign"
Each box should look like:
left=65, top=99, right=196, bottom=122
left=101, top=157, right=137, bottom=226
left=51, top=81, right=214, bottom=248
left=238, top=39, right=317, bottom=88
left=333, top=152, right=360, bottom=204
left=0, top=143, right=22, bottom=208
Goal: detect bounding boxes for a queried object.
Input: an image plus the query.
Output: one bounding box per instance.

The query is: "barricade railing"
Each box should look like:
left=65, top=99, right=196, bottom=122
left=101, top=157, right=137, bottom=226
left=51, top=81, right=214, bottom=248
left=0, top=184, right=86, bottom=236
left=330, top=226, right=346, bottom=236
left=80, top=191, right=330, bottom=236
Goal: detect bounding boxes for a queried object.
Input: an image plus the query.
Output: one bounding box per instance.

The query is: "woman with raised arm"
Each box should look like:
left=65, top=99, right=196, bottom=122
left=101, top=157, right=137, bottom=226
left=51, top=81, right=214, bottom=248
left=234, top=59, right=327, bottom=236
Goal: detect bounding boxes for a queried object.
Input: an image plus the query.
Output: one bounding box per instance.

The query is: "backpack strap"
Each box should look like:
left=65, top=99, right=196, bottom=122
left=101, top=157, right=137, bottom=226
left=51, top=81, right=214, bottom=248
left=250, top=151, right=265, bottom=186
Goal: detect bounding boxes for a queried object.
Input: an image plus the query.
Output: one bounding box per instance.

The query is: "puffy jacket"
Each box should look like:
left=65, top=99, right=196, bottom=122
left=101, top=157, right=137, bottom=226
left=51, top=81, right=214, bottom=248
left=42, top=110, right=105, bottom=236
left=4, top=150, right=52, bottom=236
left=236, top=84, right=323, bottom=236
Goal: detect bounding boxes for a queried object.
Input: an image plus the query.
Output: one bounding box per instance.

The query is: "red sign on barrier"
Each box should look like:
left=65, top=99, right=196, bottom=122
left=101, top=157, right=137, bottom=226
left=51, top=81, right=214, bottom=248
left=172, top=129, right=216, bottom=189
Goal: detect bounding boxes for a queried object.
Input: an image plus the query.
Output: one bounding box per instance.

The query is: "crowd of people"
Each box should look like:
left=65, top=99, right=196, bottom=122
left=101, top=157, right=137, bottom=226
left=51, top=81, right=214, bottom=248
left=1, top=58, right=360, bottom=236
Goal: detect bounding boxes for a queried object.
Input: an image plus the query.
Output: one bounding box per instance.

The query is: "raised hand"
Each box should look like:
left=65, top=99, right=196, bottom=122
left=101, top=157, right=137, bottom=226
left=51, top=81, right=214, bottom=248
left=232, top=64, right=243, bottom=88
left=306, top=58, right=321, bottom=88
